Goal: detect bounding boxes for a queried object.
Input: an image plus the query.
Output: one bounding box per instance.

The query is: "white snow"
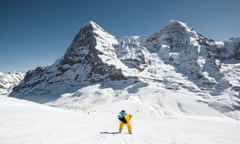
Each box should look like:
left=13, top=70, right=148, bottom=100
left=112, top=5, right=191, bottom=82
left=1, top=95, right=240, bottom=144
left=0, top=72, right=24, bottom=95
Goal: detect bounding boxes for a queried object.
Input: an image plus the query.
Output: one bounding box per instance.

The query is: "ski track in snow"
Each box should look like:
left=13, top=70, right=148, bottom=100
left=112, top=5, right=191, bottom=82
left=1, top=96, right=240, bottom=144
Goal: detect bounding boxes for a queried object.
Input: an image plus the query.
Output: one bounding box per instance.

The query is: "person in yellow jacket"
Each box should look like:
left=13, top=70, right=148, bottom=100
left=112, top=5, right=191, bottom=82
left=118, top=110, right=132, bottom=134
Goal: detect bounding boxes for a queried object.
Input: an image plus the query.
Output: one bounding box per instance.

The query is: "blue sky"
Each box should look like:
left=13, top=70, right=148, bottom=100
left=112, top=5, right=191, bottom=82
left=0, top=0, right=240, bottom=72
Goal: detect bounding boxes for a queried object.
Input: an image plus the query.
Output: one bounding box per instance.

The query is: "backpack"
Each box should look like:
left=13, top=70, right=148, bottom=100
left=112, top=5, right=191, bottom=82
left=118, top=115, right=127, bottom=123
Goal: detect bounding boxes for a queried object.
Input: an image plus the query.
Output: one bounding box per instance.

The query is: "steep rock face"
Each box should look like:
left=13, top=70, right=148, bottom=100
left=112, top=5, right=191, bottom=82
left=145, top=20, right=227, bottom=91
left=115, top=36, right=148, bottom=71
left=147, top=20, right=195, bottom=52
left=57, top=21, right=126, bottom=81
left=216, top=37, right=240, bottom=60
left=11, top=21, right=128, bottom=98
left=0, top=72, right=24, bottom=95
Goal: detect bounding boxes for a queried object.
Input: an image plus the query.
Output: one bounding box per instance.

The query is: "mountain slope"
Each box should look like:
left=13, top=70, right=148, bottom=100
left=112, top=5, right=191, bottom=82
left=1, top=96, right=240, bottom=144
left=9, top=20, right=240, bottom=119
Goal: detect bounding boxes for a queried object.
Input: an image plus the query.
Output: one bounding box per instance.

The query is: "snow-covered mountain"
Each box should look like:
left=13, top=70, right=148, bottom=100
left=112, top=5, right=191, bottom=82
left=10, top=21, right=137, bottom=102
left=9, top=20, right=240, bottom=119
left=0, top=72, right=24, bottom=95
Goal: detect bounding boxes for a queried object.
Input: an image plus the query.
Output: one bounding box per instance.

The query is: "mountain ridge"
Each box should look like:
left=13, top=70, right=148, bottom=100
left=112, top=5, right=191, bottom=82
left=5, top=20, right=240, bottom=119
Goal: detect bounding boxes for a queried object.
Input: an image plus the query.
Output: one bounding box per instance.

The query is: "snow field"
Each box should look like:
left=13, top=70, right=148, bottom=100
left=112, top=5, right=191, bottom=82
left=1, top=96, right=240, bottom=144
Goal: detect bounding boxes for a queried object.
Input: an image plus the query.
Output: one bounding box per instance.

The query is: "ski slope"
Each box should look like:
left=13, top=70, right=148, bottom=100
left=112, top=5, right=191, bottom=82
left=1, top=96, right=240, bottom=144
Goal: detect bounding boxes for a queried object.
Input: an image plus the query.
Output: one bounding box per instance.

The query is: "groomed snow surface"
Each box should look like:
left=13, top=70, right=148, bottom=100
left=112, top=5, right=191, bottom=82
left=1, top=95, right=240, bottom=144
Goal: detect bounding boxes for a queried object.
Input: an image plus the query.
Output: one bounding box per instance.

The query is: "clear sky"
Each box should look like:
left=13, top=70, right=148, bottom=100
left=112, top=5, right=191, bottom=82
left=0, top=0, right=240, bottom=72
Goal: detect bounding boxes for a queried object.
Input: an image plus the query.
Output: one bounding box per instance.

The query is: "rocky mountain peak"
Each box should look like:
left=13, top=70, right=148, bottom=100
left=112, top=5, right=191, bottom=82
left=165, top=20, right=192, bottom=32
left=9, top=21, right=128, bottom=98
left=147, top=20, right=199, bottom=53
left=57, top=20, right=124, bottom=79
left=147, top=20, right=199, bottom=43
left=61, top=20, right=118, bottom=66
left=83, top=20, right=106, bottom=32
